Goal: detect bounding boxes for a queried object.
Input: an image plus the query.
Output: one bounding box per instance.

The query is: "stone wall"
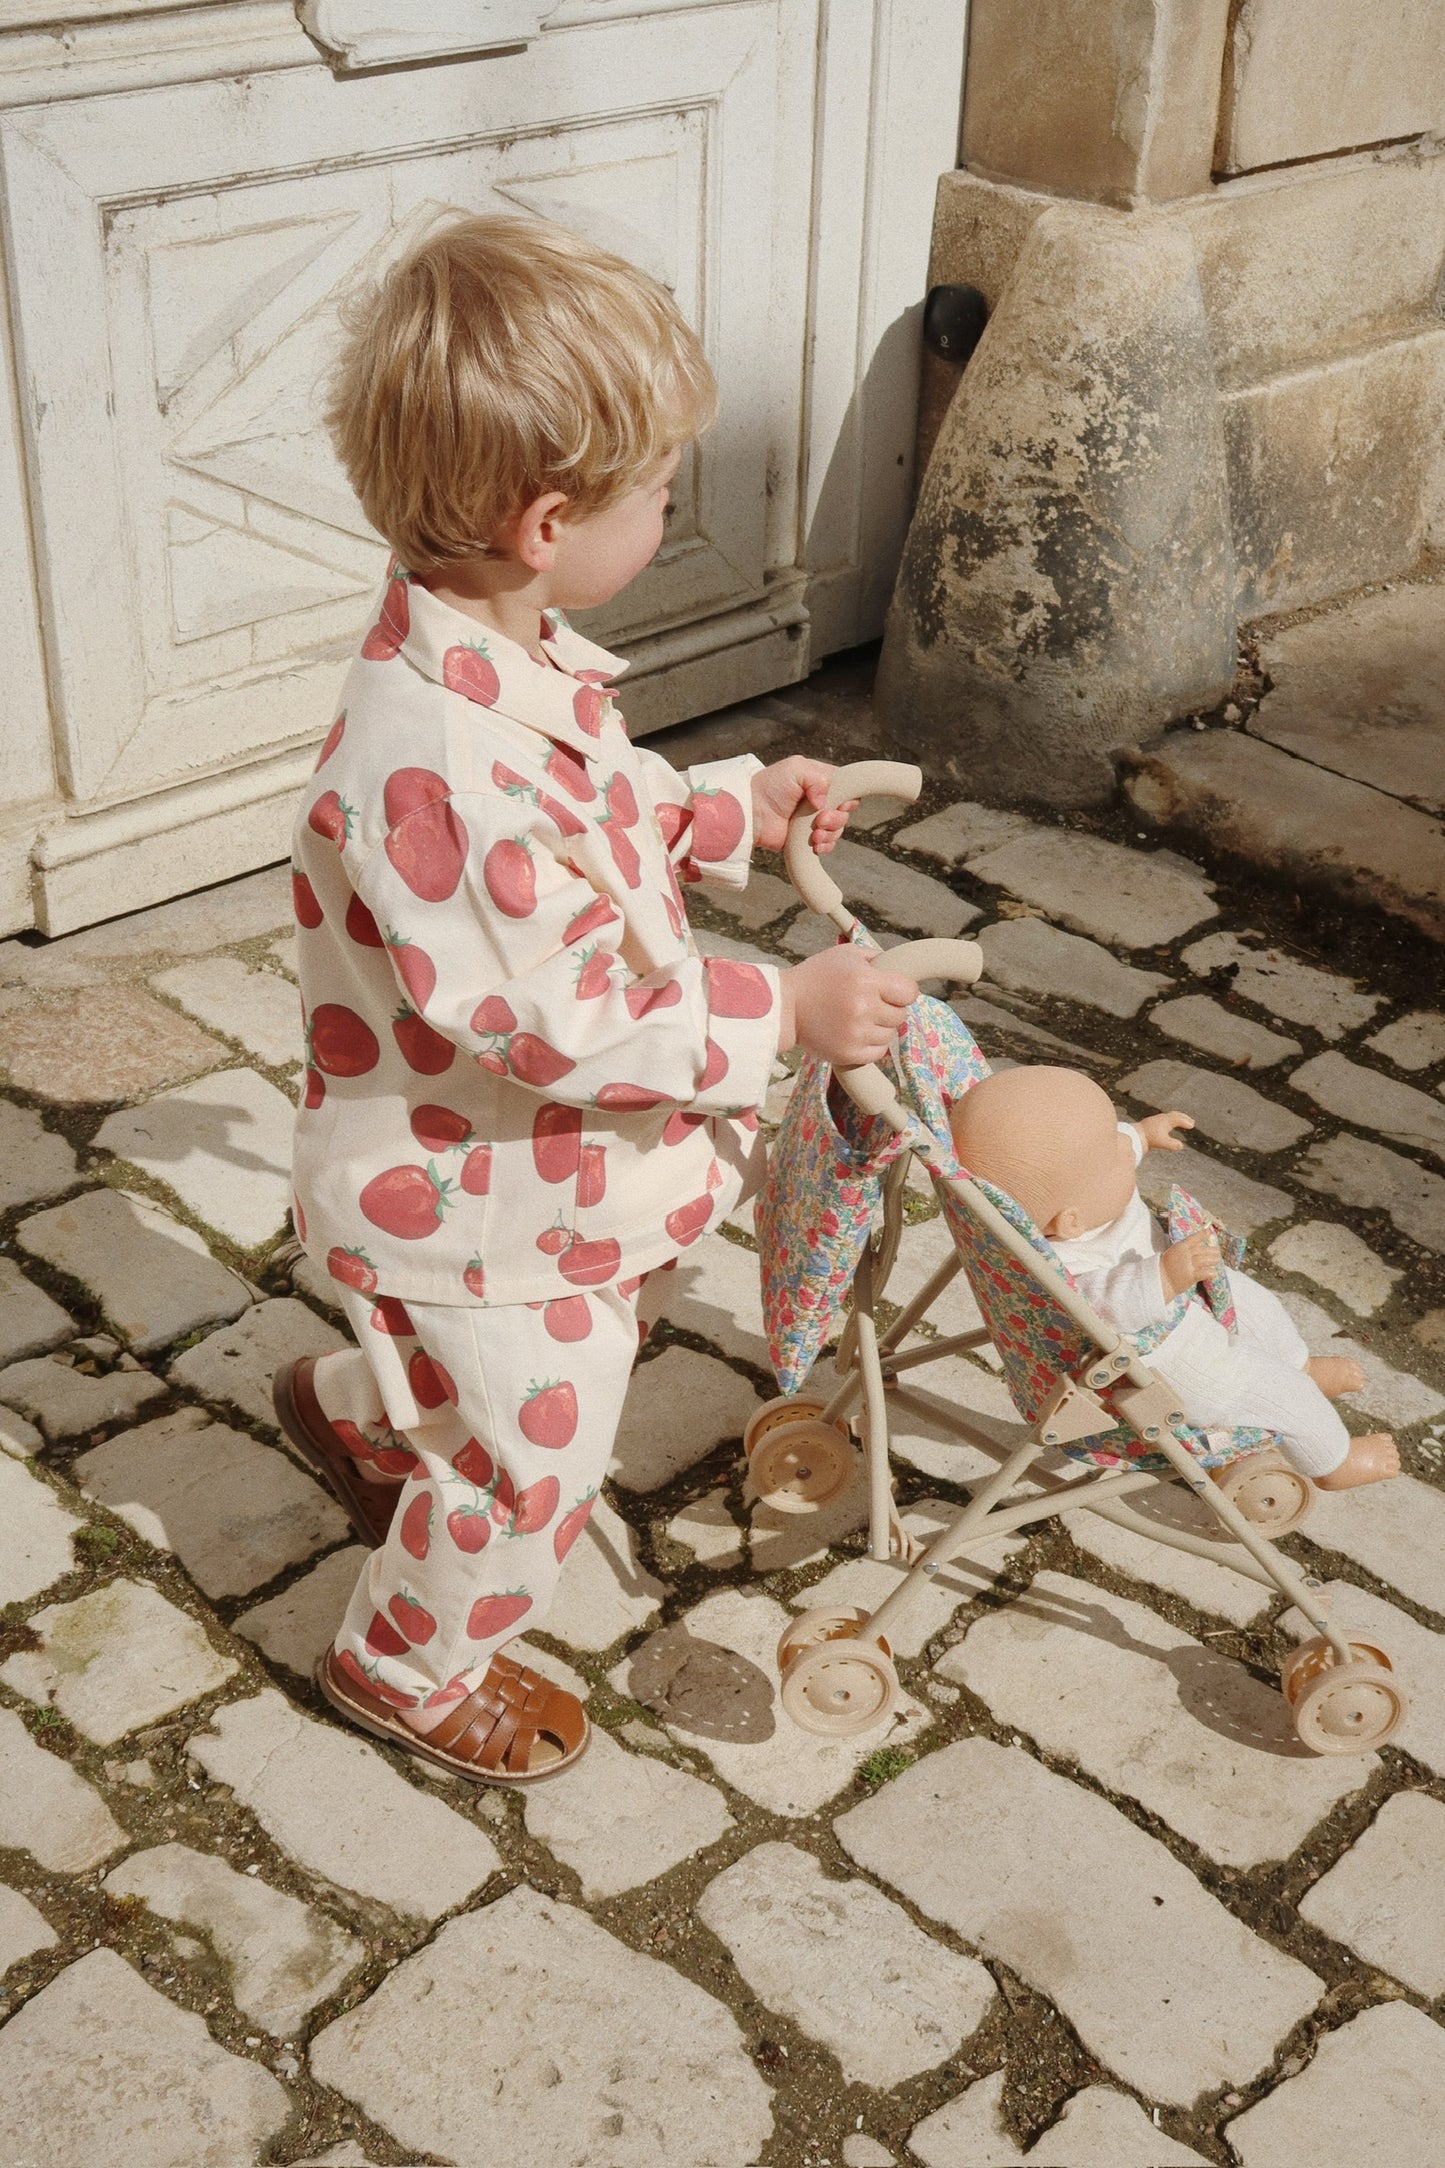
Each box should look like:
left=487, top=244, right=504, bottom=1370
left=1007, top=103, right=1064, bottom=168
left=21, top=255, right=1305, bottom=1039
left=880, top=0, right=1445, bottom=805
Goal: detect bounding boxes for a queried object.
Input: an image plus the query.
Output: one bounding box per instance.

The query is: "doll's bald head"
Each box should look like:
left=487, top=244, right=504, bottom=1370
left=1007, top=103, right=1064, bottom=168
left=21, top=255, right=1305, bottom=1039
left=949, top=1066, right=1133, bottom=1237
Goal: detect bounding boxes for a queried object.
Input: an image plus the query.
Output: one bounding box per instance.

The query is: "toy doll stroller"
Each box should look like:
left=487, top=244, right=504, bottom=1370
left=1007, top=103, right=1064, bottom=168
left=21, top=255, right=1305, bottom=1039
left=747, top=762, right=1408, bottom=1759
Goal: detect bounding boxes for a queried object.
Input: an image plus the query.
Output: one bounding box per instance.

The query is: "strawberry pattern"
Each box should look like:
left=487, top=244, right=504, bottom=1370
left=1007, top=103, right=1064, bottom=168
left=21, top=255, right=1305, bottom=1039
left=317, top=1279, right=645, bottom=1705
left=291, top=569, right=775, bottom=1305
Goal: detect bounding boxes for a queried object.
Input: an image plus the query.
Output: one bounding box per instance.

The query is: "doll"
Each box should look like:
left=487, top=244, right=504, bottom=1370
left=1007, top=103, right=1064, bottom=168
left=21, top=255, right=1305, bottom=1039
left=949, top=1066, right=1398, bottom=1490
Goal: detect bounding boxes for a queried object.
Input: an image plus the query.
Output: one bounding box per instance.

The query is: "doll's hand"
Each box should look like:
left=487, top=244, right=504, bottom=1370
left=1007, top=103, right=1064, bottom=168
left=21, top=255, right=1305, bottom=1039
left=1135, top=1110, right=1195, bottom=1154
left=1160, top=1227, right=1222, bottom=1298
left=751, top=757, right=857, bottom=854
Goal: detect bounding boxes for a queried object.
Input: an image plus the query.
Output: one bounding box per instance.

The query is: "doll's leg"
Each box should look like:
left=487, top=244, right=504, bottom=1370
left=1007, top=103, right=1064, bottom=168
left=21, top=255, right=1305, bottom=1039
left=329, top=1284, right=641, bottom=1728
left=1156, top=1324, right=1350, bottom=1478
left=1223, top=1269, right=1310, bottom=1366
left=1225, top=1268, right=1366, bottom=1400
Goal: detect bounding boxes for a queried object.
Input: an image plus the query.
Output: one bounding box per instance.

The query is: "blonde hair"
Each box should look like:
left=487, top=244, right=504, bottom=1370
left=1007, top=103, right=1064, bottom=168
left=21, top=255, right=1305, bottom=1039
left=326, top=213, right=716, bottom=570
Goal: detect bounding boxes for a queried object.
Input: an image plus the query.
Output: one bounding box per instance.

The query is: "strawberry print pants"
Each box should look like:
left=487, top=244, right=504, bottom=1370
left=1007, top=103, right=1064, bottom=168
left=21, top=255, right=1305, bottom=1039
left=314, top=1281, right=650, bottom=1714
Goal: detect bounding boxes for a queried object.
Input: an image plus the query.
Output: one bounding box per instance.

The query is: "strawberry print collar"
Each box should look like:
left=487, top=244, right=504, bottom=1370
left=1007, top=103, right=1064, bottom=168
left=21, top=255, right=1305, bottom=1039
left=363, top=562, right=630, bottom=760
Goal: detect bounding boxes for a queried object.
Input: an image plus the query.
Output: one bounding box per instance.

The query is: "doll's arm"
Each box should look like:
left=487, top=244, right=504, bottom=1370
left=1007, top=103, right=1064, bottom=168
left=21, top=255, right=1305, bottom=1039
left=1067, top=1256, right=1171, bottom=1334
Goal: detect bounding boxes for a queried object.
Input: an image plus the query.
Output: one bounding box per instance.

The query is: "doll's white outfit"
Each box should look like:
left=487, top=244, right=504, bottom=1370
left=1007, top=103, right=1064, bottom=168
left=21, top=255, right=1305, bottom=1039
left=289, top=567, right=778, bottom=1711
left=1052, top=1126, right=1349, bottom=1478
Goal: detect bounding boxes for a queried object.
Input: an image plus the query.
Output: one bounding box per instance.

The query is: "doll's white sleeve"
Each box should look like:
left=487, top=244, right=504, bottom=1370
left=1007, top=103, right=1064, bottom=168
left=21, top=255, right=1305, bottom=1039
left=1066, top=1256, right=1170, bottom=1335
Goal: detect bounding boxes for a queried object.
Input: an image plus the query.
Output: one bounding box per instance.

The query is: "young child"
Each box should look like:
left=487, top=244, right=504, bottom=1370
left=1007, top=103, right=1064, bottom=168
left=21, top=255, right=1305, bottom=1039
left=276, top=214, right=917, bottom=1785
left=949, top=1065, right=1400, bottom=1492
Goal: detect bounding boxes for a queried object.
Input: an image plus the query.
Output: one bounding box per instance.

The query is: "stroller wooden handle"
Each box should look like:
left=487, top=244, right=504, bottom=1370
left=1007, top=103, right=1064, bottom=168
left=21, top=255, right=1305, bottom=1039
left=783, top=760, right=923, bottom=920
left=874, top=938, right=983, bottom=988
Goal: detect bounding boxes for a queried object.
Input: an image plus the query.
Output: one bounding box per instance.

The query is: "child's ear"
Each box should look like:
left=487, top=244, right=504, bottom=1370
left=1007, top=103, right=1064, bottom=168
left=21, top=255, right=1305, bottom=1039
left=1046, top=1205, right=1083, bottom=1241
left=510, top=490, right=571, bottom=573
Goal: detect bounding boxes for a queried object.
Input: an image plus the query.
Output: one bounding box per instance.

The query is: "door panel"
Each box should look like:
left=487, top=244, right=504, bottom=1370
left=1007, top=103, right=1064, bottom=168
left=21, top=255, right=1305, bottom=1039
left=0, top=4, right=791, bottom=811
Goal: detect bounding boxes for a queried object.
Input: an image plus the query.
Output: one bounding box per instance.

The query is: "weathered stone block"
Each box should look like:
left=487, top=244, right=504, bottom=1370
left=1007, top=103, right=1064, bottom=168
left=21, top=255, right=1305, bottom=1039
left=1225, top=2001, right=1445, bottom=2168
left=836, top=1737, right=1321, bottom=2103
left=1179, top=929, right=1381, bottom=1041
left=966, top=830, right=1216, bottom=948
left=1124, top=731, right=1445, bottom=945
left=961, top=0, right=1231, bottom=207
left=1182, top=148, right=1445, bottom=388
left=1298, top=1793, right=1445, bottom=2000
left=188, top=1690, right=498, bottom=1919
left=105, top=1842, right=364, bottom=2036
left=0, top=1948, right=290, bottom=2168
left=697, top=1841, right=993, bottom=2088
left=17, top=1187, right=252, bottom=1354
left=95, top=1067, right=296, bottom=1250
left=75, top=1411, right=349, bottom=1601
left=938, top=1572, right=1372, bottom=1868
left=1251, top=581, right=1445, bottom=815
left=2, top=1581, right=236, bottom=1746
left=1223, top=330, right=1445, bottom=619
left=880, top=204, right=1235, bottom=808
left=1218, top=0, right=1445, bottom=174
left=0, top=1706, right=124, bottom=1872
left=523, top=1726, right=732, bottom=1901
left=309, top=1888, right=773, bottom=2167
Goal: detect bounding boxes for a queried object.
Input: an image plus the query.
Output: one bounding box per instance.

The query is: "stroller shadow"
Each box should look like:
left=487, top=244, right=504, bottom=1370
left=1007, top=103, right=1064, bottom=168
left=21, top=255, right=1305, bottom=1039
left=625, top=1619, right=776, bottom=1745
left=1006, top=1583, right=1312, bottom=1759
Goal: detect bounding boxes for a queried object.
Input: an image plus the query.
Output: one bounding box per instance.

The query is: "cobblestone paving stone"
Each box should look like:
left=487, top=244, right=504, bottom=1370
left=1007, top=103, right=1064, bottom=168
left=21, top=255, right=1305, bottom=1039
left=0, top=673, right=1442, bottom=2164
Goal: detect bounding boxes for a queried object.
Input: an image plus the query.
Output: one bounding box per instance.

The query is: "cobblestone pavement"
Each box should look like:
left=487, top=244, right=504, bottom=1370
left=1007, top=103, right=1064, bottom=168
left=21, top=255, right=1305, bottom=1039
left=0, top=664, right=1442, bottom=2166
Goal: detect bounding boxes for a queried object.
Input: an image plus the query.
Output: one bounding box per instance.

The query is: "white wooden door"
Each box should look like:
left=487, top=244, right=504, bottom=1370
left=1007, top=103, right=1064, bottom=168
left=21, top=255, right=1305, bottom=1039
left=0, top=0, right=965, bottom=934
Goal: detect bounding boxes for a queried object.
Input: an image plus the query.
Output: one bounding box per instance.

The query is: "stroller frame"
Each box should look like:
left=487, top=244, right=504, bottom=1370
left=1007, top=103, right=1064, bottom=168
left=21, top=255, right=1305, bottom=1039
left=753, top=763, right=1407, bottom=1758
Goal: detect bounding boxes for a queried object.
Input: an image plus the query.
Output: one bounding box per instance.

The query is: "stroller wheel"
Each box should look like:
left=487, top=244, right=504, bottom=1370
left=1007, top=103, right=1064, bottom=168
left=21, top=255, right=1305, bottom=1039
left=1281, top=1634, right=1395, bottom=1707
left=1213, top=1448, right=1314, bottom=1535
left=744, top=1393, right=840, bottom=1457
left=777, top=1606, right=892, bottom=1671
left=780, top=1637, right=898, bottom=1737
left=748, top=1420, right=857, bottom=1514
left=1287, top=1642, right=1408, bottom=1755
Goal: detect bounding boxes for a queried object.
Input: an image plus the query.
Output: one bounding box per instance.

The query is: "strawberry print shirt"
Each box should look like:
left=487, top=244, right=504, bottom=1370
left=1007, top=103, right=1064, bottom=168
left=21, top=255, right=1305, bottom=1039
left=290, top=569, right=778, bottom=1306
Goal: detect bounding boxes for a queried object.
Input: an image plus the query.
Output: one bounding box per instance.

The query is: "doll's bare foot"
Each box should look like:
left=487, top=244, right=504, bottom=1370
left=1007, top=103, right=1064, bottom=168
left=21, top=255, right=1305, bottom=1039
left=1305, top=1355, right=1365, bottom=1399
left=1314, top=1433, right=1399, bottom=1490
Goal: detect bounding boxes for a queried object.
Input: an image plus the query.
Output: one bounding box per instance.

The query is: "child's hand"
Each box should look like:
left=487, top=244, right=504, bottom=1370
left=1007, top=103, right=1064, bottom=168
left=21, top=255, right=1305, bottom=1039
left=751, top=757, right=857, bottom=854
left=1135, top=1110, right=1194, bottom=1154
left=1160, top=1226, right=1222, bottom=1299
left=778, top=946, right=917, bottom=1066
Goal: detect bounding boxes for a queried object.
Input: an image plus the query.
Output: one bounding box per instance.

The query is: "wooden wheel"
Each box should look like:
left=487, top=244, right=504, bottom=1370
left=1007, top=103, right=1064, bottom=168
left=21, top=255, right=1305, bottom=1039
left=747, top=1419, right=857, bottom=1514
left=1290, top=1653, right=1408, bottom=1755
left=1281, top=1634, right=1394, bottom=1707
left=777, top=1606, right=891, bottom=1670
left=779, top=1637, right=899, bottom=1736
left=1214, top=1448, right=1314, bottom=1536
left=744, top=1392, right=838, bottom=1457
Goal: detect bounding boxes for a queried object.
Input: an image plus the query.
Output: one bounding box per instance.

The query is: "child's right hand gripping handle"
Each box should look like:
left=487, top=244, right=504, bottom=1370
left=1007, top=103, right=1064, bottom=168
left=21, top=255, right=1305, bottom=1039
left=782, top=761, right=984, bottom=1122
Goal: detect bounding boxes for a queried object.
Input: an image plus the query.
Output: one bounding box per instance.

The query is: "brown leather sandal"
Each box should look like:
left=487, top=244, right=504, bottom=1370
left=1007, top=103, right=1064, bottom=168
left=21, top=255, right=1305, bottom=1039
left=272, top=1357, right=400, bottom=1549
left=316, top=1645, right=589, bottom=1784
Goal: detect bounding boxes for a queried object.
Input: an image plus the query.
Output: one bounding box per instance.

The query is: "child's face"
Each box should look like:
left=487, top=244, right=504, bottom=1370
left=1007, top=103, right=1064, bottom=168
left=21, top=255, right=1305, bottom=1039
left=549, top=450, right=680, bottom=610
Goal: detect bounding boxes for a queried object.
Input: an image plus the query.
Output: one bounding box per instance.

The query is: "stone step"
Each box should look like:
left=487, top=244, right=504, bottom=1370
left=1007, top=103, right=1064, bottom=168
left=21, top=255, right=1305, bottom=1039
left=1122, top=729, right=1445, bottom=945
